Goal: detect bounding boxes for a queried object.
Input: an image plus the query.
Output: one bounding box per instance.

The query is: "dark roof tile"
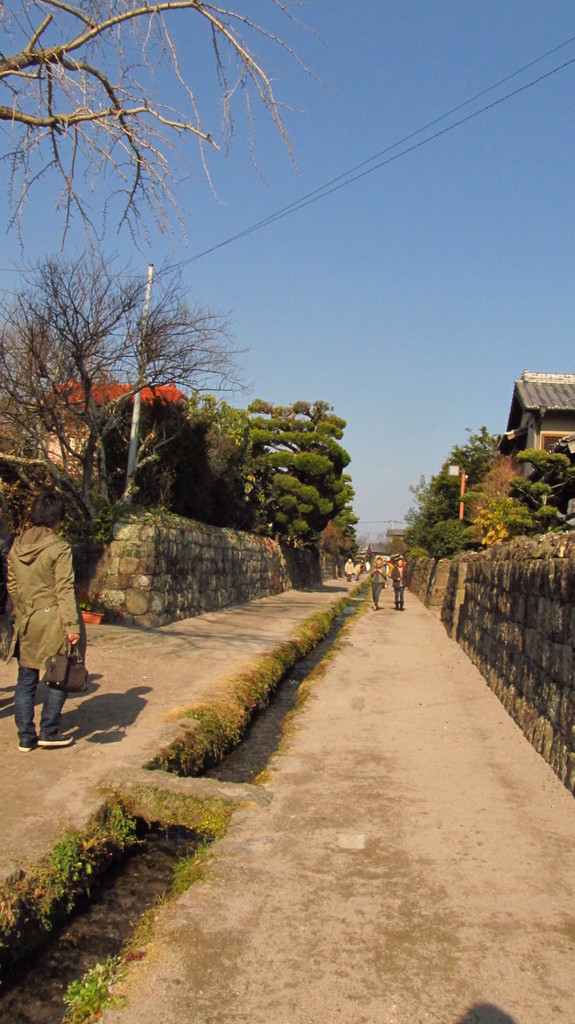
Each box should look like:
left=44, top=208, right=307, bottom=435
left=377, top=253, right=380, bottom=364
left=515, top=371, right=575, bottom=411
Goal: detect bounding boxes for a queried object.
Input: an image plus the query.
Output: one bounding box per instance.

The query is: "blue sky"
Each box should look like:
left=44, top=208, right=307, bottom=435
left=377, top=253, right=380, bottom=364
left=1, top=1, right=574, bottom=542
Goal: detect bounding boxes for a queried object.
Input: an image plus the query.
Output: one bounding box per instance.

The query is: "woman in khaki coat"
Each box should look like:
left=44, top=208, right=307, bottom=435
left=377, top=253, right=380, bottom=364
left=8, top=491, right=82, bottom=751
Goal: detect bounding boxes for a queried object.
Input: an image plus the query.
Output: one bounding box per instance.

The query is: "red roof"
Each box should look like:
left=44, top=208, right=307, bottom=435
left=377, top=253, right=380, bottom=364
left=63, top=382, right=187, bottom=406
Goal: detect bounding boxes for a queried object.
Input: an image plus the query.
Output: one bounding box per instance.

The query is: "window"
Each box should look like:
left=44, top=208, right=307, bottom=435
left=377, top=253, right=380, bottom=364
left=541, top=433, right=568, bottom=452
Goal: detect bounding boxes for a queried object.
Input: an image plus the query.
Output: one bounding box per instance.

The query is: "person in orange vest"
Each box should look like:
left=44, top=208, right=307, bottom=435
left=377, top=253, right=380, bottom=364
left=391, top=557, right=406, bottom=611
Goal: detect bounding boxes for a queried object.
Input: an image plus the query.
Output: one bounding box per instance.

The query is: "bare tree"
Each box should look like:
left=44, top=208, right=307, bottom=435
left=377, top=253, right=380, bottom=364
left=0, top=1, right=302, bottom=243
left=0, top=253, right=242, bottom=516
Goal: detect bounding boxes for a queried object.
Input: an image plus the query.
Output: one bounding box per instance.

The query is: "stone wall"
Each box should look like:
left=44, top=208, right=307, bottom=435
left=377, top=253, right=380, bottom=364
left=404, top=557, right=451, bottom=609
left=405, top=536, right=575, bottom=795
left=74, top=513, right=338, bottom=629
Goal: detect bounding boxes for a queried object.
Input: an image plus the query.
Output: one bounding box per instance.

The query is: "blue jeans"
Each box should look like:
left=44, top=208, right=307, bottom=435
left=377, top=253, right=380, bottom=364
left=14, top=665, right=67, bottom=744
left=394, top=585, right=405, bottom=609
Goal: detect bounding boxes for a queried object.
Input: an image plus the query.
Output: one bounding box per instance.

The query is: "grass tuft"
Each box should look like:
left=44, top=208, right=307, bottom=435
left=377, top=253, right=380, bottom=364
left=63, top=955, right=123, bottom=1023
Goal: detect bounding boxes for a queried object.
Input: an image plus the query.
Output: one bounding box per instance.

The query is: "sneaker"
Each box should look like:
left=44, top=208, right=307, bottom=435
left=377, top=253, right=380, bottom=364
left=38, top=734, right=75, bottom=749
left=18, top=740, right=38, bottom=752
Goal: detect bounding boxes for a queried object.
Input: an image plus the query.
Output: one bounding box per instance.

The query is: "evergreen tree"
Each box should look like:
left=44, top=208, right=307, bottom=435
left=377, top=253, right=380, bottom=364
left=319, top=475, right=358, bottom=558
left=510, top=450, right=575, bottom=531
left=120, top=394, right=259, bottom=529
left=248, top=400, right=351, bottom=545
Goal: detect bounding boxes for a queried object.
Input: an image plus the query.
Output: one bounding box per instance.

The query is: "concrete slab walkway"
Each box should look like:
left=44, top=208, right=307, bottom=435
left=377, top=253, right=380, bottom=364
left=97, top=585, right=575, bottom=1024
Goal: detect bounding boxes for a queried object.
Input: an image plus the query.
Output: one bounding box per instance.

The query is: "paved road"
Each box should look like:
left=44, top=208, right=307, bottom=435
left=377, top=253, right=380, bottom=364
left=98, top=585, right=575, bottom=1024
left=2, top=580, right=574, bottom=1023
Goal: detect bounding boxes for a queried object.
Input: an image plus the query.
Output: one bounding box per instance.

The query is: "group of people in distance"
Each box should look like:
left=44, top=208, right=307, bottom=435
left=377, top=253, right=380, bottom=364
left=344, top=556, right=364, bottom=582
left=370, top=554, right=405, bottom=612
left=344, top=553, right=406, bottom=612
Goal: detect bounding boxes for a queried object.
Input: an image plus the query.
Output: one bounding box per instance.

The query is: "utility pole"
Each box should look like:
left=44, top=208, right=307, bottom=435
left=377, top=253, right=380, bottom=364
left=448, top=464, right=467, bottom=520
left=124, top=263, right=154, bottom=500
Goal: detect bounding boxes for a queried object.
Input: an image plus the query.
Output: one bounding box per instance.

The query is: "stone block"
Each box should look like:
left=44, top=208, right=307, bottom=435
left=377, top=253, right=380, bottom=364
left=117, top=556, right=142, bottom=576
left=559, top=561, right=575, bottom=603
left=508, top=590, right=526, bottom=624
left=550, top=643, right=572, bottom=688
left=125, top=589, right=150, bottom=616
left=520, top=662, right=537, bottom=701
left=535, top=718, right=555, bottom=759
left=537, top=598, right=550, bottom=636
left=544, top=680, right=561, bottom=725
left=134, top=574, right=153, bottom=591
left=525, top=594, right=539, bottom=629
left=524, top=628, right=541, bottom=666
left=558, top=691, right=575, bottom=739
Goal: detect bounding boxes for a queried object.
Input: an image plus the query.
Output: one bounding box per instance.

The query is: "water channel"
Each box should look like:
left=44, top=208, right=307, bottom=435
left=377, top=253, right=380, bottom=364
left=0, top=825, right=198, bottom=1024
left=206, top=596, right=363, bottom=783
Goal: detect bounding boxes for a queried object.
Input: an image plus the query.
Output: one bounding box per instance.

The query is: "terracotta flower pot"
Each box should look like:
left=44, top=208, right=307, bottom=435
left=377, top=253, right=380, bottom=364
left=81, top=610, right=103, bottom=625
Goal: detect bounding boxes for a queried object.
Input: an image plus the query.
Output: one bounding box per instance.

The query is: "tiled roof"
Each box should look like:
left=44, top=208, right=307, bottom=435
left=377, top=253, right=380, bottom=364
left=505, top=370, right=575, bottom=431
left=515, top=371, right=575, bottom=411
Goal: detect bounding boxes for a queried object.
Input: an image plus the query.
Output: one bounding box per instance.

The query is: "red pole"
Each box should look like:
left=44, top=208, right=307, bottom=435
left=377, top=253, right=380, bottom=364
left=459, top=473, right=466, bottom=520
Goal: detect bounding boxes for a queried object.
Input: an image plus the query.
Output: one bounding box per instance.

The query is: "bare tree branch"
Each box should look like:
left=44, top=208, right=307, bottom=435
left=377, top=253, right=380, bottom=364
left=0, top=1, right=306, bottom=244
left=0, top=253, right=244, bottom=516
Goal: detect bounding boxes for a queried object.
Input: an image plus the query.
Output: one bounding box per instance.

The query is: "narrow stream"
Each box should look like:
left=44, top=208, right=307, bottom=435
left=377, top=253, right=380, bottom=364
left=0, top=825, right=197, bottom=1024
left=205, top=595, right=363, bottom=783
left=0, top=593, right=364, bottom=1022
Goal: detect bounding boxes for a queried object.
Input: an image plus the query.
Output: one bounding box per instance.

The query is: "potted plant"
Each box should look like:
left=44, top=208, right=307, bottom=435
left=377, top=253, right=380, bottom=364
left=77, top=590, right=106, bottom=625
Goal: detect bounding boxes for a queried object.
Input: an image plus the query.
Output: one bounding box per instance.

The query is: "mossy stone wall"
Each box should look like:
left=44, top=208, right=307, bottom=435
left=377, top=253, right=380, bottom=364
left=75, top=514, right=337, bottom=629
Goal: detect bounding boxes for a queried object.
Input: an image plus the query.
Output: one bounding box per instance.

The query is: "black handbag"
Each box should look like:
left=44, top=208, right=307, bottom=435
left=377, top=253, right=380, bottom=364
left=43, top=641, right=88, bottom=693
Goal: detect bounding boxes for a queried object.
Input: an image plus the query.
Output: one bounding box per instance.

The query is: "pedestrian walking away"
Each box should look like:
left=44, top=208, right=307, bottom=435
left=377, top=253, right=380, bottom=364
left=370, top=555, right=386, bottom=610
left=7, top=490, right=84, bottom=751
left=391, top=557, right=406, bottom=610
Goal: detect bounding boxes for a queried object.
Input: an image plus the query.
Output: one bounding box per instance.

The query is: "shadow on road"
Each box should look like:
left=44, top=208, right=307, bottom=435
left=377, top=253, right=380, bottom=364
left=455, top=1004, right=518, bottom=1023
left=63, top=684, right=152, bottom=744
left=0, top=683, right=13, bottom=720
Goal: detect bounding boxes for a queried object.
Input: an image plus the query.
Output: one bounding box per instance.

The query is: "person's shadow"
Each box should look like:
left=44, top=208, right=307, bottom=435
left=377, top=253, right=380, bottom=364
left=455, top=1005, right=518, bottom=1024
left=0, top=683, right=14, bottom=719
left=63, top=684, right=152, bottom=744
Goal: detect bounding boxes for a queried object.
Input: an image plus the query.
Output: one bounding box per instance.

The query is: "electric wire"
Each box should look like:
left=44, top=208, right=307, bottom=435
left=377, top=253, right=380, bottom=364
left=0, top=34, right=574, bottom=286
left=160, top=41, right=575, bottom=274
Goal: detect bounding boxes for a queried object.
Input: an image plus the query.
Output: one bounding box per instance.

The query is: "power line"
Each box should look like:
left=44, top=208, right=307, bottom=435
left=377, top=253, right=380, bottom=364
left=358, top=521, right=406, bottom=526
left=161, top=39, right=575, bottom=274
left=1, top=34, right=574, bottom=284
